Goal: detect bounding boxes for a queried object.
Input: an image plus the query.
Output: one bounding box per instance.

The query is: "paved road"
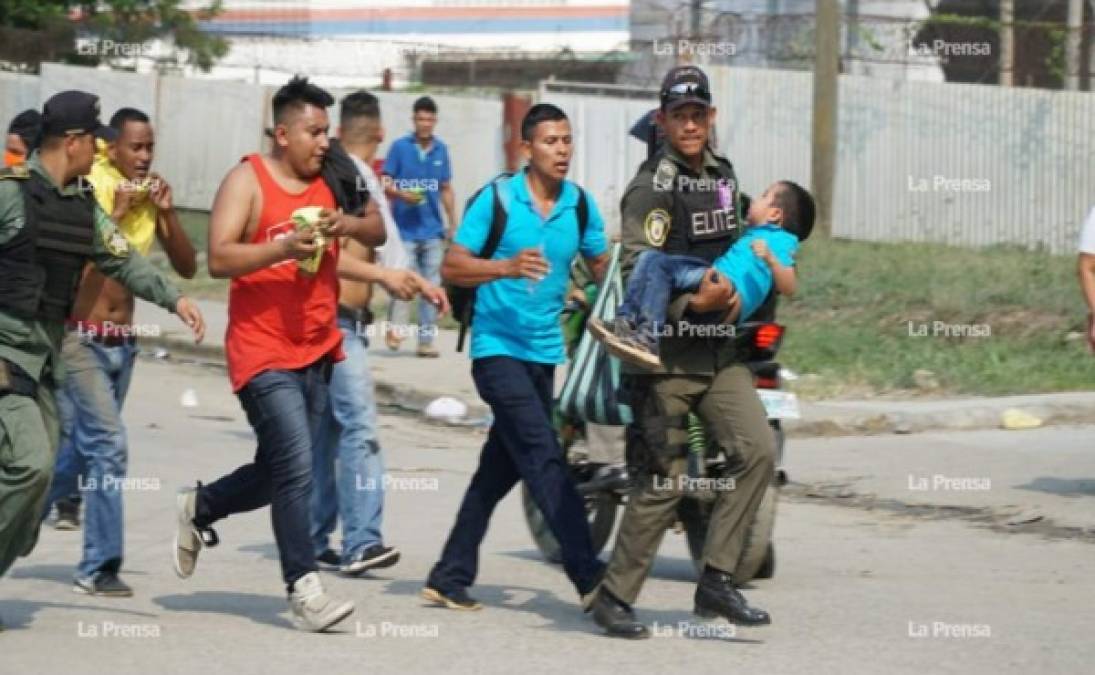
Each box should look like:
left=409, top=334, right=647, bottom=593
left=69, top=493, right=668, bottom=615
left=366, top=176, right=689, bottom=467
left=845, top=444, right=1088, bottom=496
left=2, top=356, right=1092, bottom=674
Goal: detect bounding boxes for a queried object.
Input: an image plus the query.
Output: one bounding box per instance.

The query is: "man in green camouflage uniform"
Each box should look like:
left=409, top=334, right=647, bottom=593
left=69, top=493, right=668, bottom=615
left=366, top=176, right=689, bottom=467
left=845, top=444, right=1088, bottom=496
left=0, top=92, right=204, bottom=606
left=587, top=67, right=774, bottom=639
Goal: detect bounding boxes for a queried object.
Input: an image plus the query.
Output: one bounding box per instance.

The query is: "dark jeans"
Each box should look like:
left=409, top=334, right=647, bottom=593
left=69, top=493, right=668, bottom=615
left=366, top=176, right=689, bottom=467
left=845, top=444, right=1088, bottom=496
left=428, top=356, right=604, bottom=596
left=617, top=249, right=720, bottom=352
left=194, top=361, right=330, bottom=588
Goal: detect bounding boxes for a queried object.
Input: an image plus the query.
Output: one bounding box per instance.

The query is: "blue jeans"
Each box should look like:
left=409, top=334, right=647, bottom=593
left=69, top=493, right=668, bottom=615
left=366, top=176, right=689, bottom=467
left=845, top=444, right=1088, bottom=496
left=45, top=333, right=137, bottom=578
left=387, top=237, right=443, bottom=347
left=193, top=360, right=330, bottom=587
left=427, top=356, right=604, bottom=596
left=311, top=316, right=385, bottom=562
left=617, top=250, right=717, bottom=352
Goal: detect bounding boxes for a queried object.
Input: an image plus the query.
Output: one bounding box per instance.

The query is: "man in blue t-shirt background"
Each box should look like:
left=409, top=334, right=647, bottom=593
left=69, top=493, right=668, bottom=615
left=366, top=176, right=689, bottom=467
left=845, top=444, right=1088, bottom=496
left=382, top=96, right=457, bottom=358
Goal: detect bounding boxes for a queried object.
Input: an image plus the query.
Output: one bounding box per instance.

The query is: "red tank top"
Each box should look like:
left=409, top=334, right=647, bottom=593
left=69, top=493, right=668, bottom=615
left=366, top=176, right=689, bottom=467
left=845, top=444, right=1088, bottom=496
left=226, top=154, right=343, bottom=392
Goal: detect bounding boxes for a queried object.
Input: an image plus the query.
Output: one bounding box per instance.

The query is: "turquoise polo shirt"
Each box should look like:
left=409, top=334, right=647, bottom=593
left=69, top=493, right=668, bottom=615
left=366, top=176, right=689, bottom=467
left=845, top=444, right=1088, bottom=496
left=455, top=170, right=608, bottom=365
left=711, top=223, right=799, bottom=322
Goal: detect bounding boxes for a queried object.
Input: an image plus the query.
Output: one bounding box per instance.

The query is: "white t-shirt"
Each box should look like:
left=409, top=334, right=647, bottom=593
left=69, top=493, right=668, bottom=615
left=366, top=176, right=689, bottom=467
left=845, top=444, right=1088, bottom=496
left=349, top=153, right=408, bottom=269
left=1079, top=206, right=1095, bottom=255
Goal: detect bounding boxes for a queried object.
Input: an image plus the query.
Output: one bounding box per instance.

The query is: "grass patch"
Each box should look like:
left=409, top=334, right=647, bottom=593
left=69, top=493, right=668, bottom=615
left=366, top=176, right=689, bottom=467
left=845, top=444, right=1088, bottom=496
left=153, top=211, right=1095, bottom=396
left=781, top=237, right=1094, bottom=397
left=146, top=209, right=226, bottom=300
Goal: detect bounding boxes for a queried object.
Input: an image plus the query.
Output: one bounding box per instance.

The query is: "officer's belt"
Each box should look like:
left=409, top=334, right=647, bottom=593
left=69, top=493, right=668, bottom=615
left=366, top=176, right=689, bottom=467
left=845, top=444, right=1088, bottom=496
left=0, top=358, right=38, bottom=399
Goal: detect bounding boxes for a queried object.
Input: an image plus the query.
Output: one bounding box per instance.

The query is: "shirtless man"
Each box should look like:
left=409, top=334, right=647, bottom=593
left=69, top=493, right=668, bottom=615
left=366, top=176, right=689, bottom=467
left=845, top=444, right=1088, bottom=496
left=44, top=107, right=197, bottom=596
left=312, top=90, right=449, bottom=575
left=171, top=76, right=386, bottom=631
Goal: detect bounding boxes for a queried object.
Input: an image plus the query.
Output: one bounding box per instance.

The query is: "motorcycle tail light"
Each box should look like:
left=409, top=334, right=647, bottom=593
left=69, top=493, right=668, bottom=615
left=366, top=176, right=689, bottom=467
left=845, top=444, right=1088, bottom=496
left=754, top=323, right=784, bottom=350
left=754, top=376, right=779, bottom=389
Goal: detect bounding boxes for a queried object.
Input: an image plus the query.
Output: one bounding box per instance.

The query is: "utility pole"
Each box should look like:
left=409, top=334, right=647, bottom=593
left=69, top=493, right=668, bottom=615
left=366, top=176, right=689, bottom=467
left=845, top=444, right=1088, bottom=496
left=1065, top=0, right=1083, bottom=90
left=811, top=0, right=840, bottom=238
left=999, top=0, right=1014, bottom=86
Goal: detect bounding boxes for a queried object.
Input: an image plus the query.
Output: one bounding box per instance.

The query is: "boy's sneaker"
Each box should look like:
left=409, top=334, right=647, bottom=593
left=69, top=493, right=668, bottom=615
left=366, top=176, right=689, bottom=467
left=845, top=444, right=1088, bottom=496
left=587, top=318, right=662, bottom=371
left=316, top=548, right=341, bottom=570
left=73, top=572, right=133, bottom=597
left=340, top=545, right=401, bottom=576
left=54, top=499, right=80, bottom=531
left=173, top=485, right=218, bottom=579
left=288, top=572, right=355, bottom=632
left=420, top=585, right=482, bottom=611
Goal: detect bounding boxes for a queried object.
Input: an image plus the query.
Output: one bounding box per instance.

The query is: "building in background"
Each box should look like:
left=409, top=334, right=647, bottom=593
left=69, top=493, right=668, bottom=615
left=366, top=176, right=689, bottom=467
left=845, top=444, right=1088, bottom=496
left=188, top=0, right=630, bottom=86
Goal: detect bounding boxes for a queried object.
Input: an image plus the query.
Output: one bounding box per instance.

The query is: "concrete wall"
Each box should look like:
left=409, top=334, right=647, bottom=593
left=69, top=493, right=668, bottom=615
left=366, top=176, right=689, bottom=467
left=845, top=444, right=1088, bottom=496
left=6, top=64, right=504, bottom=213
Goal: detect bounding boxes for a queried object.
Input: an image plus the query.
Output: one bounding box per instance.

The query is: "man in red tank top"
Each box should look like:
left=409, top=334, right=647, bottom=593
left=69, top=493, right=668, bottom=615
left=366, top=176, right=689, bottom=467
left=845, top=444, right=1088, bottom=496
left=170, top=77, right=385, bottom=632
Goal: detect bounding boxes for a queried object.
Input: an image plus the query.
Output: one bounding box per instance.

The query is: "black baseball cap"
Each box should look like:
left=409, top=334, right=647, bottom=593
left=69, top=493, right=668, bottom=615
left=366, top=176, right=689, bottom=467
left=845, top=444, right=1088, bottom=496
left=7, top=109, right=41, bottom=148
left=40, top=91, right=118, bottom=141
left=659, top=66, right=713, bottom=112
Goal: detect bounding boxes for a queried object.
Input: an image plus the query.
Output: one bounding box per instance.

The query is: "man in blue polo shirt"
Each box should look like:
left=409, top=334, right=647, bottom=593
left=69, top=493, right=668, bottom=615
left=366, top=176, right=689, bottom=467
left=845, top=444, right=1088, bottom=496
left=383, top=96, right=456, bottom=358
left=422, top=103, right=610, bottom=611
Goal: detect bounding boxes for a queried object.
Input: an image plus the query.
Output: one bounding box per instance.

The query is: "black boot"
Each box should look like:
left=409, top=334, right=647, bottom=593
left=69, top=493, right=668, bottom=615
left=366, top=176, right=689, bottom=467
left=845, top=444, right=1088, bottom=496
left=694, top=566, right=771, bottom=626
left=590, top=588, right=650, bottom=639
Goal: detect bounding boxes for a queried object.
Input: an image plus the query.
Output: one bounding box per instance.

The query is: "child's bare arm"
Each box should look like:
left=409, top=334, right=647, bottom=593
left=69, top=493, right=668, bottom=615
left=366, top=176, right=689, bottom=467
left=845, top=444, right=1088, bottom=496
left=751, top=239, right=797, bottom=296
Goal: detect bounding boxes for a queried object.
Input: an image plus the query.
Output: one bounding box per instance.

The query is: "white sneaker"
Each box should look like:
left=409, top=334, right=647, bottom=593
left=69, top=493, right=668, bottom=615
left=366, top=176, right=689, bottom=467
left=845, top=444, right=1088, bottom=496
left=173, top=487, right=211, bottom=579
left=289, top=572, right=355, bottom=632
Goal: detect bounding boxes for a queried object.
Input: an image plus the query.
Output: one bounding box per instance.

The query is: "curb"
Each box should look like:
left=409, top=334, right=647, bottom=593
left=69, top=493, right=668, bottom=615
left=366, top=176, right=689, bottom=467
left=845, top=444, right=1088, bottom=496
left=143, top=333, right=493, bottom=421
left=141, top=333, right=1095, bottom=437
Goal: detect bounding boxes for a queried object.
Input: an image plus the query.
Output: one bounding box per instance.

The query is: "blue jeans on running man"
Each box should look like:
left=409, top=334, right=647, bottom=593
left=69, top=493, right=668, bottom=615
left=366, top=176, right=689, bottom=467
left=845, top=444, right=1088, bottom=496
left=45, top=332, right=137, bottom=579
left=311, top=314, right=386, bottom=564
left=387, top=238, right=443, bottom=348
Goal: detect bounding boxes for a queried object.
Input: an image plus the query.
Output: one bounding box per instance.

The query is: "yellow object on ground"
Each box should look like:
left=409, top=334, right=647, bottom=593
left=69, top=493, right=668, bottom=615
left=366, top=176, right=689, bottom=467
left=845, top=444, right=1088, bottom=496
left=1000, top=408, right=1043, bottom=430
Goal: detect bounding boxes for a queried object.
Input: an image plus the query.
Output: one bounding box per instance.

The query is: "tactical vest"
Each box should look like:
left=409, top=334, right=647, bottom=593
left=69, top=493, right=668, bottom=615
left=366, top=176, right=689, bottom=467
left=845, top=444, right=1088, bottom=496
left=0, top=169, right=96, bottom=322
left=642, top=150, right=742, bottom=263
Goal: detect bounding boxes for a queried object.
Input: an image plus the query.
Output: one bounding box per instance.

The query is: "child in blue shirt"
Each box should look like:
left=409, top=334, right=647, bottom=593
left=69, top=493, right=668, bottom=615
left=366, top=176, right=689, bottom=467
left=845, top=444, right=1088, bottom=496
left=589, top=180, right=814, bottom=370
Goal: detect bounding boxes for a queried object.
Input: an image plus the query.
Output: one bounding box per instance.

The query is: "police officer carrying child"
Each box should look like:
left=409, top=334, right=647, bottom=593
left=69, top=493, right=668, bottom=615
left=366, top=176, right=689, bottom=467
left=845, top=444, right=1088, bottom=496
left=0, top=92, right=204, bottom=612
left=587, top=66, right=775, bottom=638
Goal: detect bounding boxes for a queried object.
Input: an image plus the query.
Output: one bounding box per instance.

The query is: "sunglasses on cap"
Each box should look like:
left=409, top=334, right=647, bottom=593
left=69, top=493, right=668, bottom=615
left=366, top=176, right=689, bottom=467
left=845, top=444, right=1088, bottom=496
left=661, top=81, right=712, bottom=103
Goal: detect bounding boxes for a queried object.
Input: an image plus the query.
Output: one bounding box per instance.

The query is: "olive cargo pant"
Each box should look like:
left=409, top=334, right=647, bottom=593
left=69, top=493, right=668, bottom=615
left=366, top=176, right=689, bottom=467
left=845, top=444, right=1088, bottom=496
left=0, top=386, right=60, bottom=577
left=602, top=363, right=775, bottom=605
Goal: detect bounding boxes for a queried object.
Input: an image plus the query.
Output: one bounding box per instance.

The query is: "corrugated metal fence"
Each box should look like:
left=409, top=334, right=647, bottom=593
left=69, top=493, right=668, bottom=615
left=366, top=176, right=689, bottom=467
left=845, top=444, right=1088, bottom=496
left=4, top=64, right=1092, bottom=253
left=548, top=66, right=1095, bottom=254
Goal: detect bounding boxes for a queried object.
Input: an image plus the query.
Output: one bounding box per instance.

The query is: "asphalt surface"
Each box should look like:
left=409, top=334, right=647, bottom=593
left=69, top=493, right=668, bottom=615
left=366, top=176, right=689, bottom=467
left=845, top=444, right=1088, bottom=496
left=2, top=356, right=1092, bottom=674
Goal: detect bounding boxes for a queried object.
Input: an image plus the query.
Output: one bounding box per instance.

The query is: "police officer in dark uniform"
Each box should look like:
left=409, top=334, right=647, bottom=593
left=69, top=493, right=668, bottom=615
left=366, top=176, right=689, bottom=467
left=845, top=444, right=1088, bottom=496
left=588, top=66, right=775, bottom=638
left=0, top=91, right=204, bottom=594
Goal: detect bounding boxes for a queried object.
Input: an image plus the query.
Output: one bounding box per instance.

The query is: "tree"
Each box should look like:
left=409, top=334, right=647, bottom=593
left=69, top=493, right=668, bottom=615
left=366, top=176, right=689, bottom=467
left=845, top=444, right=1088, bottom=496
left=0, top=0, right=228, bottom=72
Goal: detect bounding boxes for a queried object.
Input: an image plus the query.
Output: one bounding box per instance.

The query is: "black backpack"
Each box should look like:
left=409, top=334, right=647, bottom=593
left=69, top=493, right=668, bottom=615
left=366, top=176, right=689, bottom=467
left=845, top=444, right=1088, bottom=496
left=451, top=172, right=590, bottom=352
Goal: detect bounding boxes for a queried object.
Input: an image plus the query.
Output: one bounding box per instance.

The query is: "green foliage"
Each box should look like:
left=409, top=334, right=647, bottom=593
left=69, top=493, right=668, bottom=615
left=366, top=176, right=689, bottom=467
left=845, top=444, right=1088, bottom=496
left=0, top=0, right=227, bottom=72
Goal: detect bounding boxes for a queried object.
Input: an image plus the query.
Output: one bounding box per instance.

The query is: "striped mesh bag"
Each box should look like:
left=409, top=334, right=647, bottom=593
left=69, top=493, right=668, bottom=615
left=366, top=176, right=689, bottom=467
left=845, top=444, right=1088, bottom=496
left=558, top=243, right=633, bottom=426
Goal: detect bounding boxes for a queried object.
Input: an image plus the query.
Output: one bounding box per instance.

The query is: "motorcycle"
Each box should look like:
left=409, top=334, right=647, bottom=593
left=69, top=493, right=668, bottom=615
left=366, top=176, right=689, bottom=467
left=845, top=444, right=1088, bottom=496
left=522, top=296, right=798, bottom=583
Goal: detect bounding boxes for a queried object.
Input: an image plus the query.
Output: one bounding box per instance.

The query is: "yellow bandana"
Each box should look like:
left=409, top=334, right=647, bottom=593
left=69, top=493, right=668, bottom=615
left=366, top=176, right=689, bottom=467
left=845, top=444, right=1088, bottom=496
left=87, top=139, right=158, bottom=256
